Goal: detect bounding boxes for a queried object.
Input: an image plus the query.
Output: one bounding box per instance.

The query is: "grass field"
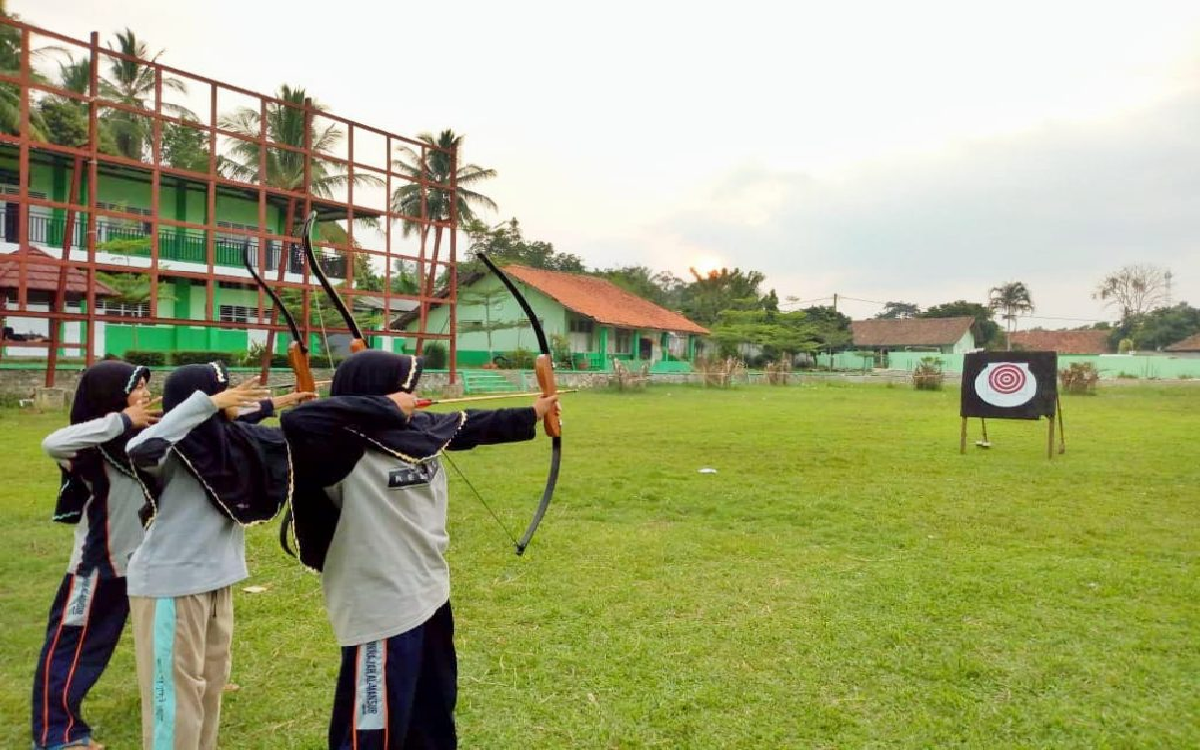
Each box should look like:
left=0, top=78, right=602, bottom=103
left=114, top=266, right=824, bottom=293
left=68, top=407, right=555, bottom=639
left=1, top=382, right=1197, bottom=748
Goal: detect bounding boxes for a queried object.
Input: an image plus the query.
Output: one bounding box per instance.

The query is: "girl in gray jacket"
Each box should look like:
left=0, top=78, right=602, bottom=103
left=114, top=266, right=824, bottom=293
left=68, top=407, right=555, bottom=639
left=34, top=360, right=158, bottom=750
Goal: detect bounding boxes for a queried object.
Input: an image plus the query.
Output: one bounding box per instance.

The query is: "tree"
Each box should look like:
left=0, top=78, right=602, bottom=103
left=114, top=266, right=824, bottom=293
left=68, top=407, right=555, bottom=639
left=921, top=300, right=1002, bottom=349
left=463, top=217, right=584, bottom=273
left=1093, top=264, right=1171, bottom=321
left=988, top=281, right=1035, bottom=350
left=708, top=308, right=818, bottom=362
left=1109, top=302, right=1200, bottom=352
left=220, top=85, right=380, bottom=370
left=801, top=305, right=852, bottom=351
left=592, top=265, right=684, bottom=309
left=875, top=301, right=921, bottom=319
left=391, top=130, right=497, bottom=308
left=219, top=85, right=366, bottom=198
left=0, top=7, right=48, bottom=140
left=679, top=267, right=768, bottom=326
left=100, top=29, right=191, bottom=159
left=160, top=120, right=209, bottom=171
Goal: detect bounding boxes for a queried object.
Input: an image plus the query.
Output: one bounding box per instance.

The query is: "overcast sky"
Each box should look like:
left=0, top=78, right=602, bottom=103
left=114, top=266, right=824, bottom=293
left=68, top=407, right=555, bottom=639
left=20, top=0, right=1200, bottom=326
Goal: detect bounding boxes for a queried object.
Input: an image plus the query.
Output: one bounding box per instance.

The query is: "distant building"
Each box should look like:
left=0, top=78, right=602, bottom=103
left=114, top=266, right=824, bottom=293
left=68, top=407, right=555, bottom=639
left=850, top=317, right=976, bottom=355
left=1008, top=330, right=1111, bottom=354
left=396, top=265, right=709, bottom=370
left=1165, top=333, right=1200, bottom=357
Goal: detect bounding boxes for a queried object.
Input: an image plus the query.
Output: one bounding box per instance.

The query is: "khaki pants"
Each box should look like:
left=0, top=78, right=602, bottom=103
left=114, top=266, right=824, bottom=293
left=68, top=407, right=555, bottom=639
left=130, top=588, right=233, bottom=750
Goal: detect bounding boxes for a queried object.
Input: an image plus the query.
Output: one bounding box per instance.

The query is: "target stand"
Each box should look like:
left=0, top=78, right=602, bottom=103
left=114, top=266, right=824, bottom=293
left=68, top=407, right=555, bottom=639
left=959, top=352, right=1066, bottom=459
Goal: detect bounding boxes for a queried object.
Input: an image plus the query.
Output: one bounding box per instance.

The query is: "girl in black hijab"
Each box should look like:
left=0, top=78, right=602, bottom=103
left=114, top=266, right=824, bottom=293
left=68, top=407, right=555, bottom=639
left=34, top=360, right=157, bottom=750
left=124, top=362, right=310, bottom=750
left=281, top=350, right=559, bottom=750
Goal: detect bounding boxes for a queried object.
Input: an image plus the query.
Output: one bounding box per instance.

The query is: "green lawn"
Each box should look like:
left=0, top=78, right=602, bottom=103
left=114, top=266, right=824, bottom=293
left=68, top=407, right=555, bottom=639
left=1, top=383, right=1197, bottom=748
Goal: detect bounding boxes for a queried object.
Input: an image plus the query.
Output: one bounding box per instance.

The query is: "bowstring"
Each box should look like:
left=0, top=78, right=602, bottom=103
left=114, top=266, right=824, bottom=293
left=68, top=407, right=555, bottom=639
left=441, top=451, right=519, bottom=549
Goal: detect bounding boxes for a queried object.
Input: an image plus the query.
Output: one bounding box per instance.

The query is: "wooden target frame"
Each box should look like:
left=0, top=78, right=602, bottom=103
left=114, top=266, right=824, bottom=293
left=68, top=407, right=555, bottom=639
left=958, top=351, right=1066, bottom=459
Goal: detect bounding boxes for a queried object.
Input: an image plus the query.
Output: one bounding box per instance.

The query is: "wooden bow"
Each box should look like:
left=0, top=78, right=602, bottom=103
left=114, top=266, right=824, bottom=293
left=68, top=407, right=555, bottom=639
left=476, top=252, right=562, bottom=555
left=242, top=245, right=315, bottom=394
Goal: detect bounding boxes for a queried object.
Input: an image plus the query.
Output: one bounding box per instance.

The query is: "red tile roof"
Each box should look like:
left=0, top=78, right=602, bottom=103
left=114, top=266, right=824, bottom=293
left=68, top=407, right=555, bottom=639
left=1166, top=333, right=1200, bottom=352
left=851, top=317, right=974, bottom=347
left=1009, top=329, right=1111, bottom=354
left=0, top=246, right=116, bottom=296
left=504, top=265, right=709, bottom=335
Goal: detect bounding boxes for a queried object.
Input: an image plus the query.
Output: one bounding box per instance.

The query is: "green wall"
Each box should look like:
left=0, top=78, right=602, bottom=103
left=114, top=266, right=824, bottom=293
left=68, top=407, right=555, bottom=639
left=411, top=276, right=567, bottom=354
left=883, top=351, right=1200, bottom=380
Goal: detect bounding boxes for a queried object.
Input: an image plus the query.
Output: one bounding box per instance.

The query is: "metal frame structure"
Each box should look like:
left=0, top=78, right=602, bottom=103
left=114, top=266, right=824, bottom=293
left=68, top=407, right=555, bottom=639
left=0, top=17, right=461, bottom=386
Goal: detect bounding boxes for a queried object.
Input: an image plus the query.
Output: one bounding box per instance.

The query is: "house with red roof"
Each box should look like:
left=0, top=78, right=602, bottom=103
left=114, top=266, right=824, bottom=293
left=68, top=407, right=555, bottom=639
left=850, top=317, right=977, bottom=355
left=1008, top=329, right=1111, bottom=354
left=396, top=264, right=709, bottom=370
left=1165, top=333, right=1200, bottom=356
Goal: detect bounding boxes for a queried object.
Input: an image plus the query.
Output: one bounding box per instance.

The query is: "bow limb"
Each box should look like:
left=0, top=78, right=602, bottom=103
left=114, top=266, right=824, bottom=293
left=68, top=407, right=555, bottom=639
left=301, top=211, right=368, bottom=353
left=243, top=245, right=315, bottom=393
left=475, top=252, right=562, bottom=555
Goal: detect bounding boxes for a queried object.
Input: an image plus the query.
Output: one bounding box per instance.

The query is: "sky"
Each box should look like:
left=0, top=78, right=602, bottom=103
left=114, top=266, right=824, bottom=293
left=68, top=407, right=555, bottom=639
left=19, top=0, right=1200, bottom=327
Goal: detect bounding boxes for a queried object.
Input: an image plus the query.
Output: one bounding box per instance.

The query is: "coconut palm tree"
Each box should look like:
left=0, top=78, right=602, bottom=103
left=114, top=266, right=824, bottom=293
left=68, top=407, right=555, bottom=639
left=390, top=129, right=496, bottom=321
left=219, top=84, right=381, bottom=370
left=100, top=28, right=191, bottom=159
left=218, top=84, right=368, bottom=197
left=37, top=55, right=93, bottom=148
left=988, top=281, right=1035, bottom=350
left=0, top=8, right=48, bottom=139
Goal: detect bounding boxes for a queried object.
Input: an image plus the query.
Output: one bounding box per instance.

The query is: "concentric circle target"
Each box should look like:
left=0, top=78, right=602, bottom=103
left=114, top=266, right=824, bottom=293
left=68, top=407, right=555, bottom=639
left=987, top=363, right=1027, bottom=394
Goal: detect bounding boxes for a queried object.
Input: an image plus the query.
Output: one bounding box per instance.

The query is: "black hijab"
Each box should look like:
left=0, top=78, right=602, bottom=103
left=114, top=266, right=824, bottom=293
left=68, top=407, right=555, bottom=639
left=156, top=362, right=291, bottom=525
left=285, top=351, right=463, bottom=570
left=54, top=361, right=156, bottom=523
left=331, top=350, right=464, bottom=460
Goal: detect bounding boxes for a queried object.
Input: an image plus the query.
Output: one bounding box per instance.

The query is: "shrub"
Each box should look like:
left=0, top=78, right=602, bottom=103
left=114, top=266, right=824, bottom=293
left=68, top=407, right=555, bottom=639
left=912, top=356, right=944, bottom=391
left=505, top=348, right=536, bottom=369
left=1059, top=362, right=1099, bottom=395
left=550, top=333, right=573, bottom=369
left=123, top=350, right=167, bottom=367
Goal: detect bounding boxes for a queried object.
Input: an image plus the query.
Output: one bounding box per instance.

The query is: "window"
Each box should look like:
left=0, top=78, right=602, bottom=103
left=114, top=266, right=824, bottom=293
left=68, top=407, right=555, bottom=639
left=219, top=304, right=255, bottom=324
left=97, top=202, right=152, bottom=234
left=459, top=319, right=483, bottom=332
left=615, top=328, right=632, bottom=354
left=94, top=300, right=150, bottom=317
left=569, top=317, right=594, bottom=334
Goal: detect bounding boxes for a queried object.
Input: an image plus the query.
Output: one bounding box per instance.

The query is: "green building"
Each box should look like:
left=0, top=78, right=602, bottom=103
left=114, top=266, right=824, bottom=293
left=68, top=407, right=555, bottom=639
left=0, top=147, right=392, bottom=359
left=399, top=264, right=709, bottom=372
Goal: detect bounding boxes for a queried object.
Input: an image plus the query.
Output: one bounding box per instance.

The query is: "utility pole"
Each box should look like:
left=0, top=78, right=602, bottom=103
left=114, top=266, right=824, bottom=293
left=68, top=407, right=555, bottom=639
left=832, top=293, right=838, bottom=312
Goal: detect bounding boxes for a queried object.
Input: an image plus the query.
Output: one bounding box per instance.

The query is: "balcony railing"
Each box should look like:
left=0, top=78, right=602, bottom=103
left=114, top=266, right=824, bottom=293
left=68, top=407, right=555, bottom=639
left=8, top=207, right=347, bottom=279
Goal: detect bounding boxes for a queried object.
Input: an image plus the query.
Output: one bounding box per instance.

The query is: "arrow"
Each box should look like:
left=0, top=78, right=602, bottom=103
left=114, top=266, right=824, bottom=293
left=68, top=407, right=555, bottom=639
left=414, top=389, right=577, bottom=408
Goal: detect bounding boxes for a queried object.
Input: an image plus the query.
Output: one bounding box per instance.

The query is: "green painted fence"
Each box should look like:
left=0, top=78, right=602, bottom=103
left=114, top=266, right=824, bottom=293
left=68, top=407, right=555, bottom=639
left=883, top=351, right=1200, bottom=379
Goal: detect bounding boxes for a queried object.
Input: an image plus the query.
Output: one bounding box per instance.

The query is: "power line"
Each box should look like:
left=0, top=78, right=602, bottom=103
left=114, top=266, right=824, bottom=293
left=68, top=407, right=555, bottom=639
left=1021, top=315, right=1111, bottom=323
left=837, top=296, right=889, bottom=306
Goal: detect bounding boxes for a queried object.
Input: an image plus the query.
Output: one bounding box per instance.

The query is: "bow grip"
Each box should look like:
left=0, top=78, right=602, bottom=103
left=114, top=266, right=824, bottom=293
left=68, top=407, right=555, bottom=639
left=535, top=354, right=561, bottom=438
left=287, top=342, right=316, bottom=394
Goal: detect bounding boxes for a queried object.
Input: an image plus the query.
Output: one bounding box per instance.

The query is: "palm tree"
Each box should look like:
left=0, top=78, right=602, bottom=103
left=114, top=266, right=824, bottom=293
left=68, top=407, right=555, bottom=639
left=219, top=85, right=366, bottom=197
left=37, top=55, right=92, bottom=148
left=390, top=129, right=496, bottom=334
left=219, top=84, right=380, bottom=371
left=100, top=28, right=191, bottom=159
left=988, top=281, right=1035, bottom=350
left=0, top=8, right=48, bottom=139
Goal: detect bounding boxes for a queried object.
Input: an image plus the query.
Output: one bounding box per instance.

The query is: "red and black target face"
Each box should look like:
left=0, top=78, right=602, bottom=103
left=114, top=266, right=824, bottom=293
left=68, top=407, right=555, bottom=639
left=961, top=351, right=1057, bottom=420
left=987, top=363, right=1027, bottom=394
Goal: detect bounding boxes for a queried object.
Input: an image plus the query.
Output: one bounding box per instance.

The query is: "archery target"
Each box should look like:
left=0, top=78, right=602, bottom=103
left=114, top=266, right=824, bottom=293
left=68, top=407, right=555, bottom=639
left=975, top=362, right=1037, bottom=408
